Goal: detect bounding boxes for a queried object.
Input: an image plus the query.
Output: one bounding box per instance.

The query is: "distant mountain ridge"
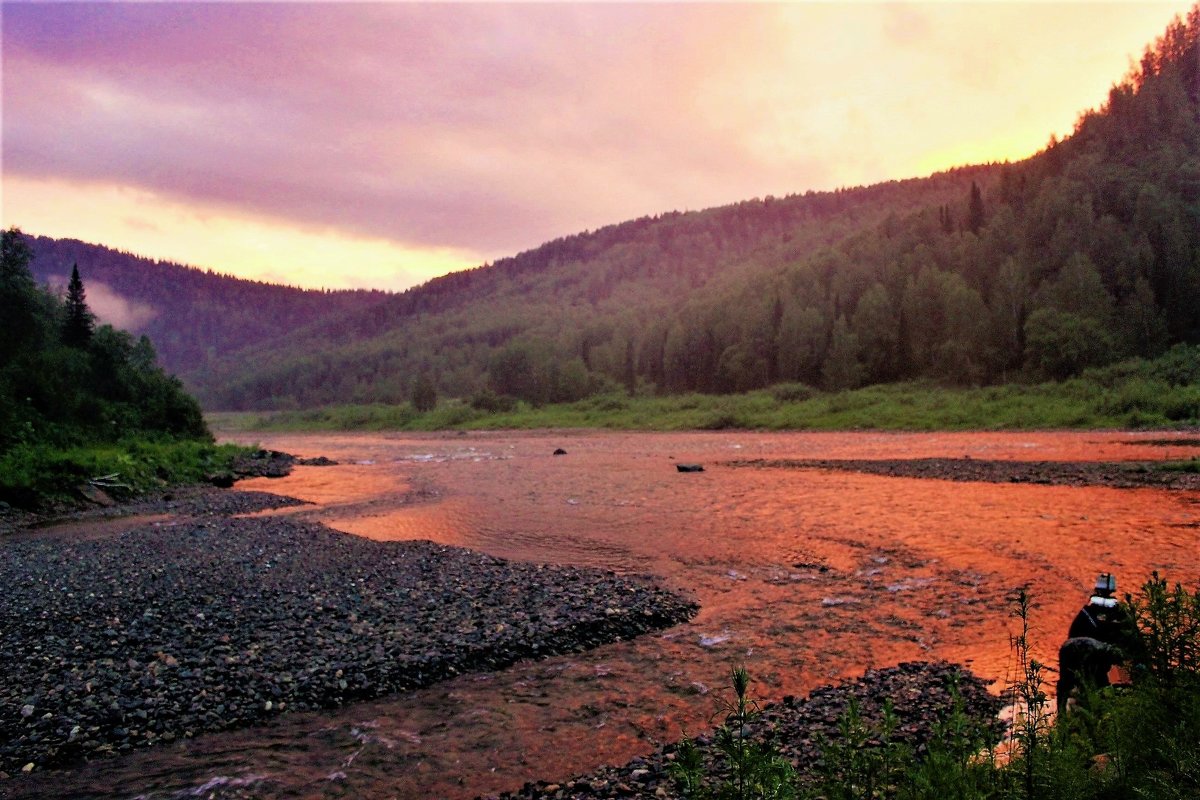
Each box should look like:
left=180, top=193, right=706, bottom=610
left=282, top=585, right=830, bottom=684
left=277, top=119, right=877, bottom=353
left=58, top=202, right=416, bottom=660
left=23, top=6, right=1200, bottom=411
left=24, top=237, right=389, bottom=378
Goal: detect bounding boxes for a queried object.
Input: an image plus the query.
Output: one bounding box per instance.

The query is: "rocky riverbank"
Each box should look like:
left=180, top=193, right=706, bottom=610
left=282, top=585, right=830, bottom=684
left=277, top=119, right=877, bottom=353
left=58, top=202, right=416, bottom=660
left=0, top=485, right=308, bottom=538
left=0, top=448, right=323, bottom=537
left=490, top=661, right=1002, bottom=800
left=729, top=457, right=1200, bottom=490
left=0, top=513, right=698, bottom=776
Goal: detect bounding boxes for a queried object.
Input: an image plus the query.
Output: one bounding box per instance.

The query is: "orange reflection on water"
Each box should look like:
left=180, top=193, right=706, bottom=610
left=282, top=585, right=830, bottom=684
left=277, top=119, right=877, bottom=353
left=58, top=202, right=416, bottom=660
left=16, top=430, right=1199, bottom=800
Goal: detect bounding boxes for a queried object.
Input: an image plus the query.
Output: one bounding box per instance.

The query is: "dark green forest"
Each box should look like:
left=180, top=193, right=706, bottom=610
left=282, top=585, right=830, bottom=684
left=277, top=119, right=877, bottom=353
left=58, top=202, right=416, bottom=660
left=22, top=8, right=1200, bottom=412
left=0, top=229, right=209, bottom=455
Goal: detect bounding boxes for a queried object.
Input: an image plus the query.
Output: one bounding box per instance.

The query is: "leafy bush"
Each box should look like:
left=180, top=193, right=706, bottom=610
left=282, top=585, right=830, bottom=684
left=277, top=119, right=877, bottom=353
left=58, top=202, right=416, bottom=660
left=771, top=383, right=818, bottom=404
left=0, top=440, right=251, bottom=509
left=469, top=388, right=518, bottom=413
left=671, top=573, right=1200, bottom=800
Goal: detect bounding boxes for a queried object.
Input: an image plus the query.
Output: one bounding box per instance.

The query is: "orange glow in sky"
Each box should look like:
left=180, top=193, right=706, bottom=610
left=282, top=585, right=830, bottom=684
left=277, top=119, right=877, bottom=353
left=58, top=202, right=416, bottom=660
left=1, top=2, right=1193, bottom=291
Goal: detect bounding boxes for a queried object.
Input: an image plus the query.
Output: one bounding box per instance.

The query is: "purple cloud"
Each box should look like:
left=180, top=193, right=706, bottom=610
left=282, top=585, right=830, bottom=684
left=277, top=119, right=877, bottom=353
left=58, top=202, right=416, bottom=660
left=3, top=3, right=808, bottom=259
left=4, top=2, right=1189, bottom=270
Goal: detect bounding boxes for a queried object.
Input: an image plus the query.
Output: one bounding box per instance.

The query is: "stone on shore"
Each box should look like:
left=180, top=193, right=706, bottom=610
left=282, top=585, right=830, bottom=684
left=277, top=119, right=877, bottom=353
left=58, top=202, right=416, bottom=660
left=0, top=514, right=697, bottom=774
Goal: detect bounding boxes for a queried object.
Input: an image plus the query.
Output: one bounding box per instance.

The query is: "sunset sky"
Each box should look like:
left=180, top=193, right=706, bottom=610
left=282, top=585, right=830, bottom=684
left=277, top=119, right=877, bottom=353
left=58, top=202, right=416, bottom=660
left=2, top=2, right=1193, bottom=291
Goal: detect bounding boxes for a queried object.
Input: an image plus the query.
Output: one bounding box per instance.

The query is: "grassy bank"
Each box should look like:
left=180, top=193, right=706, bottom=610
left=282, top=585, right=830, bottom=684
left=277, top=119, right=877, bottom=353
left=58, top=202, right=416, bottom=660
left=210, top=365, right=1200, bottom=435
left=0, top=439, right=254, bottom=510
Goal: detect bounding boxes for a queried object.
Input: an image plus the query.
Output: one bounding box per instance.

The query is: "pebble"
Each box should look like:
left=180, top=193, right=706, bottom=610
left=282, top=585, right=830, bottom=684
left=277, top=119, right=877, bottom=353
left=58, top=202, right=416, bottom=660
left=0, top=512, right=697, bottom=774
left=492, top=662, right=1002, bottom=800
left=727, top=457, right=1200, bottom=490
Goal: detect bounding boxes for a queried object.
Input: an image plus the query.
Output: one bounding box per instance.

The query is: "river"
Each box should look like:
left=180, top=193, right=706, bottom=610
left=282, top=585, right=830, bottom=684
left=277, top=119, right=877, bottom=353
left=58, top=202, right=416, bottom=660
left=13, top=430, right=1199, bottom=799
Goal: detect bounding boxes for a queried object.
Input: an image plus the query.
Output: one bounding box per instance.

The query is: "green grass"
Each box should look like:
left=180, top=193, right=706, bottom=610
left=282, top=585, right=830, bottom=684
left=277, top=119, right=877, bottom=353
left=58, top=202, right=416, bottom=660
left=207, top=375, right=1199, bottom=435
left=0, top=439, right=255, bottom=510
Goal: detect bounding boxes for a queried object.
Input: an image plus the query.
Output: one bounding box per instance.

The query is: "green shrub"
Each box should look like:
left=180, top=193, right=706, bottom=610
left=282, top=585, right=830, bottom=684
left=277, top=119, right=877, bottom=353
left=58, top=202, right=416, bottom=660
left=670, top=667, right=797, bottom=800
left=1161, top=387, right=1200, bottom=422
left=809, top=696, right=908, bottom=800
left=698, top=412, right=741, bottom=430
left=1097, top=378, right=1172, bottom=416
left=771, top=383, right=818, bottom=404
left=469, top=388, right=517, bottom=413
left=669, top=573, right=1200, bottom=800
left=0, top=440, right=253, bottom=509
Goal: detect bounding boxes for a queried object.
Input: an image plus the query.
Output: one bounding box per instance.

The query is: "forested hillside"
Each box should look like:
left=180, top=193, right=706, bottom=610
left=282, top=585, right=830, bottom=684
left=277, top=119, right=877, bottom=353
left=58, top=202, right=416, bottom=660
left=197, top=165, right=1000, bottom=408
left=24, top=237, right=389, bottom=377
left=28, top=8, right=1200, bottom=412
left=185, top=8, right=1198, bottom=411
left=0, top=229, right=208, bottom=456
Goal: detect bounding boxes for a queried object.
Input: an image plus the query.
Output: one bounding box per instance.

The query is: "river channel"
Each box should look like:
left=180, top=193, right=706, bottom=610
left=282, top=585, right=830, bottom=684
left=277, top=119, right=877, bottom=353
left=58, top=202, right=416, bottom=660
left=12, top=430, right=1200, bottom=800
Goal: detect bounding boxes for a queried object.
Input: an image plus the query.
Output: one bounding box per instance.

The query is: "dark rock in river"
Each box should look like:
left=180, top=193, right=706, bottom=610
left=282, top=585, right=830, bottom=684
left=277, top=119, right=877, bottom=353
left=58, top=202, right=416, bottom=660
left=230, top=449, right=296, bottom=479
left=296, top=456, right=338, bottom=466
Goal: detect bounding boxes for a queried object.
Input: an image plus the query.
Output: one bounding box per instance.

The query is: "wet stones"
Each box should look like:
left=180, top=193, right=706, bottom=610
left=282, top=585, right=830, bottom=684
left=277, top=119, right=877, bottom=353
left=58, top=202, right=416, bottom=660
left=726, top=457, right=1200, bottom=490
left=0, top=486, right=308, bottom=538
left=296, top=456, right=337, bottom=467
left=205, top=472, right=236, bottom=488
left=490, top=662, right=1001, bottom=800
left=229, top=449, right=296, bottom=479
left=0, top=517, right=697, bottom=774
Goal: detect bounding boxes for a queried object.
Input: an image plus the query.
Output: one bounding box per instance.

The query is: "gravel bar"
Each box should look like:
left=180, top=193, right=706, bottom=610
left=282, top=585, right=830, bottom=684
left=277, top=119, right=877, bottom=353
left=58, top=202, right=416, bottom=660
left=728, top=457, right=1200, bottom=490
left=490, top=661, right=1001, bottom=800
left=0, top=517, right=697, bottom=774
left=0, top=487, right=308, bottom=538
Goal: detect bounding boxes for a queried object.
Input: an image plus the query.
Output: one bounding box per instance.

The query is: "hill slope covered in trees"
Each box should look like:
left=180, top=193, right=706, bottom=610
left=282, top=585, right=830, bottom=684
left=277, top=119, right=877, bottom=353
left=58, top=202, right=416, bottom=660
left=26, top=8, right=1200, bottom=412
left=23, top=237, right=389, bottom=378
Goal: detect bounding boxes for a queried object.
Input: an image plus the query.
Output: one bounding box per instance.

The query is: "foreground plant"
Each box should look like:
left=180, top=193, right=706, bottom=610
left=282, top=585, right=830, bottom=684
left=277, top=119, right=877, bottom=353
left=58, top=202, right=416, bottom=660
left=666, top=572, right=1199, bottom=800
left=670, top=666, right=797, bottom=800
left=808, top=696, right=908, bottom=800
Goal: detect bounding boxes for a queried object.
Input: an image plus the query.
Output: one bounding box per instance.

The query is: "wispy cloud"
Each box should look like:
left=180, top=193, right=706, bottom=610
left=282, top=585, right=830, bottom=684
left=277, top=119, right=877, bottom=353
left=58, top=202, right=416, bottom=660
left=47, top=274, right=158, bottom=332
left=2, top=2, right=1191, bottom=288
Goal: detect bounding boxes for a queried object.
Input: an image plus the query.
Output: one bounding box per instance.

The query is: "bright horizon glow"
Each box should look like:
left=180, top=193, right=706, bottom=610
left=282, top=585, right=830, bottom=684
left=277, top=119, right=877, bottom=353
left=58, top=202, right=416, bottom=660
left=2, top=2, right=1194, bottom=291
left=4, top=176, right=479, bottom=291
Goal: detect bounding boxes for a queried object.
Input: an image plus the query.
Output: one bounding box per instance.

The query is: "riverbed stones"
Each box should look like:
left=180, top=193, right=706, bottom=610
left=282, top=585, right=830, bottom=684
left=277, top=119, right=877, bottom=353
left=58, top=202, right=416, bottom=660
left=0, top=485, right=308, bottom=538
left=727, top=456, right=1200, bottom=490
left=490, top=662, right=1001, bottom=800
left=0, top=515, right=697, bottom=773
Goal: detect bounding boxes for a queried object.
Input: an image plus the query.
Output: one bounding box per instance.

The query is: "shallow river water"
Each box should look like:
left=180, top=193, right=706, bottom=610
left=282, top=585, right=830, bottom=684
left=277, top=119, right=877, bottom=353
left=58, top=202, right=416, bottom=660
left=12, top=430, right=1200, bottom=800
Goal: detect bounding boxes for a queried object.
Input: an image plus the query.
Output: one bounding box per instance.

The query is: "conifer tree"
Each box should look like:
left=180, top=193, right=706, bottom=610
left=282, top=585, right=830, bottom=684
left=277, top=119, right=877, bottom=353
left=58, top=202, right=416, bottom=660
left=966, top=182, right=985, bottom=234
left=938, top=204, right=955, bottom=235
left=62, top=263, right=95, bottom=348
left=410, top=372, right=437, bottom=412
left=0, top=227, right=44, bottom=364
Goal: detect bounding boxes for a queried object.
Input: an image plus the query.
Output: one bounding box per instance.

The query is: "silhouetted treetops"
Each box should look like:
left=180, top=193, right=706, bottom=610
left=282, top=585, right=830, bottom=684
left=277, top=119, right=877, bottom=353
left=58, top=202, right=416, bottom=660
left=0, top=228, right=208, bottom=455
left=20, top=6, right=1200, bottom=411
left=61, top=264, right=95, bottom=349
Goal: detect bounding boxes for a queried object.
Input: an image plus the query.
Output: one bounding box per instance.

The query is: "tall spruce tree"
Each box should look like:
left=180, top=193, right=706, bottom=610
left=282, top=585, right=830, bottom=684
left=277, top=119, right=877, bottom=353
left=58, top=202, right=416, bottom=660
left=62, top=263, right=95, bottom=348
left=966, top=182, right=985, bottom=234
